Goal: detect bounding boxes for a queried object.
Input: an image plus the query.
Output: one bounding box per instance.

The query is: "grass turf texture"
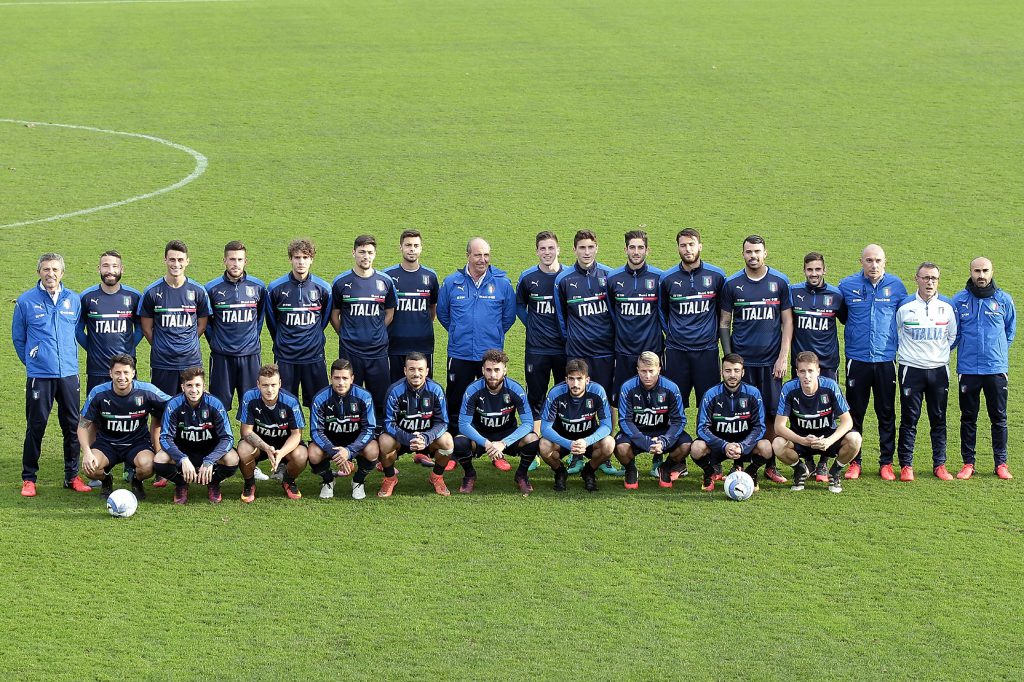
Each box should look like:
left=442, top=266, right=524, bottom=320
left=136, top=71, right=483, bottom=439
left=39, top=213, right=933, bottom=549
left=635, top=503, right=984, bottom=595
left=1, top=0, right=1022, bottom=678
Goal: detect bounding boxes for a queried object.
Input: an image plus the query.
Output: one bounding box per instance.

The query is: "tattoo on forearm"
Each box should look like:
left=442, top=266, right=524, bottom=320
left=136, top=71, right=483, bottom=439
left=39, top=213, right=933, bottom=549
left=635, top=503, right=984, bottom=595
left=245, top=431, right=271, bottom=453
left=78, top=418, right=92, bottom=429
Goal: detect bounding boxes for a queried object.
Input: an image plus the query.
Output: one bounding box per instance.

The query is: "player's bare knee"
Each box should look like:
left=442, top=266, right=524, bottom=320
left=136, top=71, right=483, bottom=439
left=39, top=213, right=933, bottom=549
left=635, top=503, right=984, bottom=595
left=221, top=449, right=239, bottom=467
left=435, top=432, right=454, bottom=451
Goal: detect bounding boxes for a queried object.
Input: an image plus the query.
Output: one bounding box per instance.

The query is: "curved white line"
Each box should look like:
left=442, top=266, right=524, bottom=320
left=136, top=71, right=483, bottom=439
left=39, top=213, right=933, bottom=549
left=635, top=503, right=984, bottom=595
left=0, top=118, right=208, bottom=229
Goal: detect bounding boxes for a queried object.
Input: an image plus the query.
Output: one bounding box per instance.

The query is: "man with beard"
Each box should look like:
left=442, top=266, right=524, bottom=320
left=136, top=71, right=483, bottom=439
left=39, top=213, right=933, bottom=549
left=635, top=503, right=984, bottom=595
left=77, top=250, right=143, bottom=394
left=952, top=257, right=1016, bottom=480
left=384, top=229, right=439, bottom=383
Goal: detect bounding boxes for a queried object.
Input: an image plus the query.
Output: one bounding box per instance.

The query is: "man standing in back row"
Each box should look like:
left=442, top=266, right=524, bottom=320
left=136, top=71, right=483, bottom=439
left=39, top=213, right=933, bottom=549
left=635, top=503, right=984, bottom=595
left=384, top=229, right=439, bottom=382
left=838, top=244, right=907, bottom=479
left=77, top=250, right=143, bottom=395
left=139, top=240, right=211, bottom=396
left=952, top=257, right=1015, bottom=480
left=719, top=234, right=792, bottom=484
left=437, top=237, right=517, bottom=434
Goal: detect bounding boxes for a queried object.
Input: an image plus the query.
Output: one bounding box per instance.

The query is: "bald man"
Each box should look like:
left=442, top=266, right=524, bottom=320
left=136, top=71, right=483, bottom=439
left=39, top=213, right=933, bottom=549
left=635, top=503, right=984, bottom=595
left=951, top=257, right=1016, bottom=480
left=838, top=244, right=908, bottom=479
left=437, top=238, right=517, bottom=434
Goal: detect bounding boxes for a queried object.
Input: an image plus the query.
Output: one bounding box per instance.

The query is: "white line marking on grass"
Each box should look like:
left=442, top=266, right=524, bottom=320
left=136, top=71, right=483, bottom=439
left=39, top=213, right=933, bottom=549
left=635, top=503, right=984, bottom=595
left=0, top=118, right=208, bottom=229
left=0, top=0, right=245, bottom=6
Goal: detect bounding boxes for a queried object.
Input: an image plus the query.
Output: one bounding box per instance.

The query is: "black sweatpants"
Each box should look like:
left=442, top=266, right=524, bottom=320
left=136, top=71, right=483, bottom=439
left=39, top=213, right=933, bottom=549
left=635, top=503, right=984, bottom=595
left=845, top=359, right=897, bottom=466
left=23, top=375, right=80, bottom=483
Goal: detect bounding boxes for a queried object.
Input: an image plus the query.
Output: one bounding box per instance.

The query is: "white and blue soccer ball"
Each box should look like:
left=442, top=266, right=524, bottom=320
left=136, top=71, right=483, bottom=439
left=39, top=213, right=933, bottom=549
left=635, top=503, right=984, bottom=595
left=724, top=471, right=755, bottom=501
left=106, top=489, right=138, bottom=518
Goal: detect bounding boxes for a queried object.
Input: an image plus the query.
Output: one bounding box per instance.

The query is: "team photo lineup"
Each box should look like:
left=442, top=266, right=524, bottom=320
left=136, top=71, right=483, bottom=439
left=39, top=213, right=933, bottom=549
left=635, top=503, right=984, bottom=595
left=14, top=227, right=1014, bottom=508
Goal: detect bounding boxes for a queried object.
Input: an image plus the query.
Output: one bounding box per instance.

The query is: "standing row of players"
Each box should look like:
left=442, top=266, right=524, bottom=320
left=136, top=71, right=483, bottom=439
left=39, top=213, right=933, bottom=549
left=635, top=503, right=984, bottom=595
left=69, top=340, right=859, bottom=502
left=13, top=229, right=1015, bottom=497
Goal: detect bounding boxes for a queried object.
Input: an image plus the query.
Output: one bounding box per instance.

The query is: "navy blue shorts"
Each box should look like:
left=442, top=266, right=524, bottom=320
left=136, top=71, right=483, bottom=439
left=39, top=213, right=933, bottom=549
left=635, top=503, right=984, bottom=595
left=663, top=347, right=720, bottom=408
left=277, top=360, right=328, bottom=408
left=151, top=368, right=184, bottom=396
left=210, top=353, right=261, bottom=410
left=613, top=354, right=639, bottom=397
left=614, top=430, right=692, bottom=451
left=341, top=352, right=390, bottom=422
left=94, top=437, right=153, bottom=468
left=742, top=365, right=782, bottom=417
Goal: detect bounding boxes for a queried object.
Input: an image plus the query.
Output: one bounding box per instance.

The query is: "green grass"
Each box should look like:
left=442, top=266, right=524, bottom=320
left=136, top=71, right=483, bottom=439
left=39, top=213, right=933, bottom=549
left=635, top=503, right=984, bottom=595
left=1, top=0, right=1023, bottom=679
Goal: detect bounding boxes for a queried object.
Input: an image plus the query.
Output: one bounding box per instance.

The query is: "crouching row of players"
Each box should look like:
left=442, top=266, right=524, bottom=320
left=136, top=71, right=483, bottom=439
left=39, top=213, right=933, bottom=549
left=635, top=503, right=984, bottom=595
left=77, top=347, right=859, bottom=504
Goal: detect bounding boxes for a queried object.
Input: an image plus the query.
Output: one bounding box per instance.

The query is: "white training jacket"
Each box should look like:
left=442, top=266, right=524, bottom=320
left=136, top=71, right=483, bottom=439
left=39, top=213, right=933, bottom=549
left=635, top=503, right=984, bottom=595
left=895, top=292, right=958, bottom=370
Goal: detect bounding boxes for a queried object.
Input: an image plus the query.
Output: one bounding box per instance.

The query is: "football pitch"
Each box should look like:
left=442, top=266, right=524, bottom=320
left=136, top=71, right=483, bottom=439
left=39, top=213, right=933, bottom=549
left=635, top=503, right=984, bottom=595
left=1, top=0, right=1022, bottom=678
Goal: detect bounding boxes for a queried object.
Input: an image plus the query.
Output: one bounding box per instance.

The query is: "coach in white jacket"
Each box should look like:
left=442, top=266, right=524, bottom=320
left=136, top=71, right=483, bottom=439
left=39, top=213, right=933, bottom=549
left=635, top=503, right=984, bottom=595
left=893, top=262, right=958, bottom=481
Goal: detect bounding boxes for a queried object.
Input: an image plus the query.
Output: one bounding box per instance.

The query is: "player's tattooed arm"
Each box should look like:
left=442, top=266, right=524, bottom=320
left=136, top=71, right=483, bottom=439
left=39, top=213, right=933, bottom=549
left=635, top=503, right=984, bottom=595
left=244, top=431, right=273, bottom=454
left=78, top=417, right=93, bottom=430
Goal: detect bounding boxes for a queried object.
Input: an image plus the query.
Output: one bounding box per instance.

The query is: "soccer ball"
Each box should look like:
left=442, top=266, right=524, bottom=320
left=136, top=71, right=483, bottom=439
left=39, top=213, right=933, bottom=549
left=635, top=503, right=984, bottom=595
left=106, top=489, right=138, bottom=518
left=724, top=471, right=755, bottom=501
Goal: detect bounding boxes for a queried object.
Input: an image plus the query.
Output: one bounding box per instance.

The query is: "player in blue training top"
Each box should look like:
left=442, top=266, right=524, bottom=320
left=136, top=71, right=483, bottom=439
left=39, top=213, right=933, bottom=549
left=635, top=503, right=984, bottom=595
left=77, top=250, right=143, bottom=394
left=553, top=230, right=615, bottom=393
left=331, top=234, right=397, bottom=423
left=538, top=358, right=616, bottom=493
left=789, top=252, right=844, bottom=382
left=78, top=353, right=171, bottom=501
left=204, top=240, right=267, bottom=410
left=153, top=366, right=238, bottom=505
left=138, top=240, right=212, bottom=396
left=377, top=352, right=456, bottom=498
left=266, top=238, right=333, bottom=408
left=236, top=364, right=309, bottom=502
left=690, top=354, right=773, bottom=492
left=454, top=349, right=540, bottom=495
left=615, top=352, right=691, bottom=490
left=718, top=234, right=792, bottom=485
left=307, top=359, right=379, bottom=501
left=437, top=237, right=517, bottom=435
left=837, top=243, right=908, bottom=480
left=608, top=229, right=663, bottom=396
left=772, top=352, right=861, bottom=494
left=553, top=230, right=621, bottom=477
left=659, top=228, right=727, bottom=410
left=383, top=229, right=439, bottom=383
left=516, top=230, right=566, bottom=427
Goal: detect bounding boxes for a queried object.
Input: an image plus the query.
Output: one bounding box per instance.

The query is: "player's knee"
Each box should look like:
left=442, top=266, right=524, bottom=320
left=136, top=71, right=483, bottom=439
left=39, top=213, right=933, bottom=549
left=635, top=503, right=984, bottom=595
left=771, top=437, right=789, bottom=456
left=755, top=440, right=773, bottom=457
left=521, top=431, right=539, bottom=445
left=153, top=450, right=171, bottom=464
left=221, top=449, right=239, bottom=467
left=597, top=436, right=615, bottom=456
left=363, top=440, right=380, bottom=461
left=306, top=443, right=324, bottom=464
left=690, top=441, right=708, bottom=459
left=435, top=432, right=454, bottom=451
left=844, top=431, right=863, bottom=450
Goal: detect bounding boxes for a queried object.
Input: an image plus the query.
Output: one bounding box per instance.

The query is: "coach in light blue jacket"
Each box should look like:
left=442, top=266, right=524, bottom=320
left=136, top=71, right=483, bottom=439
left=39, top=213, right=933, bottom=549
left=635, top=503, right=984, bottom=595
left=951, top=256, right=1017, bottom=479
left=437, top=237, right=517, bottom=432
left=11, top=253, right=88, bottom=495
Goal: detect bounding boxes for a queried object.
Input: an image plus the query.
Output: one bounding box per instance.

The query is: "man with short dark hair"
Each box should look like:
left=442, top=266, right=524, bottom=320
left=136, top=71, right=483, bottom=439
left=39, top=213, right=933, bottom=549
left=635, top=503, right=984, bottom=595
left=437, top=237, right=517, bottom=434
left=14, top=252, right=92, bottom=496
left=266, top=238, right=333, bottom=408
left=236, top=364, right=309, bottom=501
left=773, top=352, right=861, bottom=493
left=952, top=257, right=1016, bottom=480
left=454, top=349, right=540, bottom=495
left=690, top=354, right=773, bottom=492
left=153, top=367, right=238, bottom=504
left=308, top=359, right=379, bottom=501
left=205, top=241, right=267, bottom=410
left=384, top=229, right=439, bottom=382
left=608, top=229, right=663, bottom=398
left=615, top=352, right=691, bottom=491
left=838, top=243, right=908, bottom=479
left=139, top=240, right=211, bottom=396
left=719, top=235, right=792, bottom=484
left=377, top=353, right=456, bottom=497
left=790, top=252, right=844, bottom=382
left=78, top=354, right=170, bottom=500
left=77, top=250, right=143, bottom=394
left=538, top=359, right=616, bottom=492
left=331, top=234, right=396, bottom=423
left=893, top=263, right=957, bottom=482
left=516, top=231, right=566, bottom=427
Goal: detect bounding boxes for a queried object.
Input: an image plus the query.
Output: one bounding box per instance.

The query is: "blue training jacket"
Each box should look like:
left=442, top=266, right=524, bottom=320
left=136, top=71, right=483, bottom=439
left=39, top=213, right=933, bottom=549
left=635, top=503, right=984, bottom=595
left=838, top=271, right=907, bottom=363
left=437, top=265, right=517, bottom=361
left=952, top=287, right=1016, bottom=375
left=12, top=283, right=80, bottom=378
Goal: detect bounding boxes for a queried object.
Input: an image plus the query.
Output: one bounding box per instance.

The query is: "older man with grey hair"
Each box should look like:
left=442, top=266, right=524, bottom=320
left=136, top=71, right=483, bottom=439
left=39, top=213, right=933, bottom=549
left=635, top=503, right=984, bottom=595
left=12, top=253, right=92, bottom=496
left=437, top=237, right=517, bottom=434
